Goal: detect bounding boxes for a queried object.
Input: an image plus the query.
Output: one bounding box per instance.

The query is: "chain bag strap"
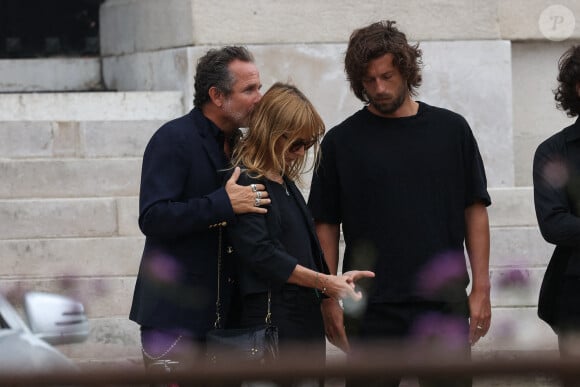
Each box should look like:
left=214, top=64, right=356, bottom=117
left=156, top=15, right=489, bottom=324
left=207, top=226, right=278, bottom=364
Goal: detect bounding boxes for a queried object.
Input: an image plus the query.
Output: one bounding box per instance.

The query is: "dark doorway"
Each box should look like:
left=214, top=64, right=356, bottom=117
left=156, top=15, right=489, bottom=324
left=0, top=0, right=105, bottom=58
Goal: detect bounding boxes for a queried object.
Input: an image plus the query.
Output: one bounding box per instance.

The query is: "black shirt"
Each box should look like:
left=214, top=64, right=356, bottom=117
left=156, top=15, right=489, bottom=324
left=273, top=181, right=317, bottom=271
left=227, top=172, right=328, bottom=296
left=308, top=102, right=491, bottom=303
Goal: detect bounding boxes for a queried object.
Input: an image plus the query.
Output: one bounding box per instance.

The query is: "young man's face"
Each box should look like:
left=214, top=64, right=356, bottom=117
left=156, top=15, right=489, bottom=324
left=362, top=53, right=409, bottom=117
left=221, top=59, right=262, bottom=128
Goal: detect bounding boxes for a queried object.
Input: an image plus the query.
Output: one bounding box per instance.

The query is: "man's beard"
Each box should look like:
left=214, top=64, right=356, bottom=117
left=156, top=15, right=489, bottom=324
left=223, top=100, right=250, bottom=128
left=368, top=86, right=407, bottom=115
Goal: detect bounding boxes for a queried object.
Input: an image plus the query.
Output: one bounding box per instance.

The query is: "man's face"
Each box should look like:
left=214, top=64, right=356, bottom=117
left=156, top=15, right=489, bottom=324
left=221, top=59, right=262, bottom=128
left=362, top=53, right=408, bottom=117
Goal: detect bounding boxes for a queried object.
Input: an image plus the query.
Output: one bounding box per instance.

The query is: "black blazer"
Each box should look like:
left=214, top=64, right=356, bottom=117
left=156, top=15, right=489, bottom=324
left=226, top=171, right=329, bottom=296
left=130, top=108, right=237, bottom=337
left=534, top=118, right=580, bottom=332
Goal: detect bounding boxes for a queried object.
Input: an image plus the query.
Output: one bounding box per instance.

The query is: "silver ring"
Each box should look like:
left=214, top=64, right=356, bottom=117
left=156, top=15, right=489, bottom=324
left=254, top=197, right=261, bottom=207
left=251, top=184, right=257, bottom=192
left=256, top=191, right=262, bottom=199
left=476, top=325, right=484, bottom=330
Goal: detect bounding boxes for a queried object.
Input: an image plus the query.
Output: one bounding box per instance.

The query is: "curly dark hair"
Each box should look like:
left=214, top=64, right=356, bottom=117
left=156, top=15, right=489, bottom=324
left=345, top=20, right=422, bottom=102
left=193, top=46, right=254, bottom=108
left=554, top=45, right=580, bottom=117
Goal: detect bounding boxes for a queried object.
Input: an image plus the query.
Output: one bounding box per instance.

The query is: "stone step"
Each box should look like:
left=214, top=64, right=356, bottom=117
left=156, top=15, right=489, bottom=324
left=0, top=120, right=164, bottom=159
left=59, top=317, right=141, bottom=364
left=490, top=226, right=553, bottom=267
left=478, top=306, right=557, bottom=353
left=0, top=158, right=141, bottom=199
left=490, top=267, right=544, bottom=307
left=0, top=236, right=143, bottom=278
left=0, top=198, right=120, bottom=240
left=0, top=58, right=102, bottom=92
left=0, top=197, right=138, bottom=240
left=0, top=91, right=183, bottom=121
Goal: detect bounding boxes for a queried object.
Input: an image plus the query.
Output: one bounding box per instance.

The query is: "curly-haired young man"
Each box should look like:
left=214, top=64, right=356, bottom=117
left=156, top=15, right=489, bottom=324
left=309, top=20, right=491, bottom=387
left=535, top=45, right=580, bottom=382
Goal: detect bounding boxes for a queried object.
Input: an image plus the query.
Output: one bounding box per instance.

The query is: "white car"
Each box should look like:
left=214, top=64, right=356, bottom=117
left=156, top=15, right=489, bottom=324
left=0, top=292, right=89, bottom=373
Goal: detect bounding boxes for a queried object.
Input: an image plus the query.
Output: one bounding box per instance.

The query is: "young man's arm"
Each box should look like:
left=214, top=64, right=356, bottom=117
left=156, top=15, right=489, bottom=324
left=316, top=222, right=351, bottom=352
left=465, top=202, right=491, bottom=345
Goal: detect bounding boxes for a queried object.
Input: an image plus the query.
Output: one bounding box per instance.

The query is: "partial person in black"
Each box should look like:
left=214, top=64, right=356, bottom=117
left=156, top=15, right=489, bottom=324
left=534, top=45, right=580, bottom=386
left=130, top=46, right=270, bottom=377
left=308, top=21, right=491, bottom=387
left=226, top=83, right=374, bottom=381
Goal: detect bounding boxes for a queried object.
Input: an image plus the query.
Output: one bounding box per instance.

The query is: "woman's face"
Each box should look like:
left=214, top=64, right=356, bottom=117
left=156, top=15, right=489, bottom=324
left=277, top=133, right=317, bottom=164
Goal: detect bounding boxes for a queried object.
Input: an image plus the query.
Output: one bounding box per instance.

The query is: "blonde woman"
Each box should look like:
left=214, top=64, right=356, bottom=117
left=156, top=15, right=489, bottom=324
left=226, top=83, right=373, bottom=368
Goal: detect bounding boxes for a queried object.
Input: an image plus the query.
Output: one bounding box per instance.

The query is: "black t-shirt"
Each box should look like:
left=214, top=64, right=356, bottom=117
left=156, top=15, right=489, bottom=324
left=308, top=102, right=491, bottom=303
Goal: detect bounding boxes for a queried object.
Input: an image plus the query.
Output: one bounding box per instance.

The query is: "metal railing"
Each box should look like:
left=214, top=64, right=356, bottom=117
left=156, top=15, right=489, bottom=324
left=0, top=344, right=576, bottom=386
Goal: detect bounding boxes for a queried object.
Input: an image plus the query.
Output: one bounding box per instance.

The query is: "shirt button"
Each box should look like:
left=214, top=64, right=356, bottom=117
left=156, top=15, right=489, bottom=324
left=226, top=246, right=234, bottom=254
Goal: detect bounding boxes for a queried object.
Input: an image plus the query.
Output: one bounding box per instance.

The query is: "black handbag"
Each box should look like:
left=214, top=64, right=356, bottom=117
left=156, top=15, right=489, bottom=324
left=206, top=228, right=279, bottom=365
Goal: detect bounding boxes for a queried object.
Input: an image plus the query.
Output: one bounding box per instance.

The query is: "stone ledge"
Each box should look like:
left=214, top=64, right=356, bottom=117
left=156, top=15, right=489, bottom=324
left=0, top=58, right=102, bottom=92
left=499, top=0, right=580, bottom=41
left=100, top=0, right=502, bottom=56
left=0, top=91, right=183, bottom=121
left=0, top=120, right=164, bottom=159
left=477, top=307, right=557, bottom=353
left=0, top=159, right=141, bottom=199
left=117, top=197, right=140, bottom=237
left=100, top=0, right=580, bottom=57
left=490, top=227, right=552, bottom=267
left=0, top=198, right=118, bottom=240
left=0, top=237, right=143, bottom=278
left=59, top=317, right=141, bottom=363
left=490, top=268, right=544, bottom=307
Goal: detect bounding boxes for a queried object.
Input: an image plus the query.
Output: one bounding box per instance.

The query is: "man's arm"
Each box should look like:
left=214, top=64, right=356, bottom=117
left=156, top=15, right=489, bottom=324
left=315, top=222, right=351, bottom=352
left=465, top=202, right=491, bottom=345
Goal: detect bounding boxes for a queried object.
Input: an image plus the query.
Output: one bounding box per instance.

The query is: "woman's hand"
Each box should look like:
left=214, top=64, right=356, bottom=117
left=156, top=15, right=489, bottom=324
left=321, top=271, right=374, bottom=301
left=342, top=270, right=375, bottom=283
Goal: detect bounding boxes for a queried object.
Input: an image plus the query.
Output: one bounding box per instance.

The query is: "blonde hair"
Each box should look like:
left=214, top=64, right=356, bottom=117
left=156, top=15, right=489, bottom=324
left=231, top=82, right=325, bottom=182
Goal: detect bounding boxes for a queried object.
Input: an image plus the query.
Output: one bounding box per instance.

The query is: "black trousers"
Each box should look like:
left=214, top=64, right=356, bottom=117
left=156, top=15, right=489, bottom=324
left=345, top=300, right=472, bottom=387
